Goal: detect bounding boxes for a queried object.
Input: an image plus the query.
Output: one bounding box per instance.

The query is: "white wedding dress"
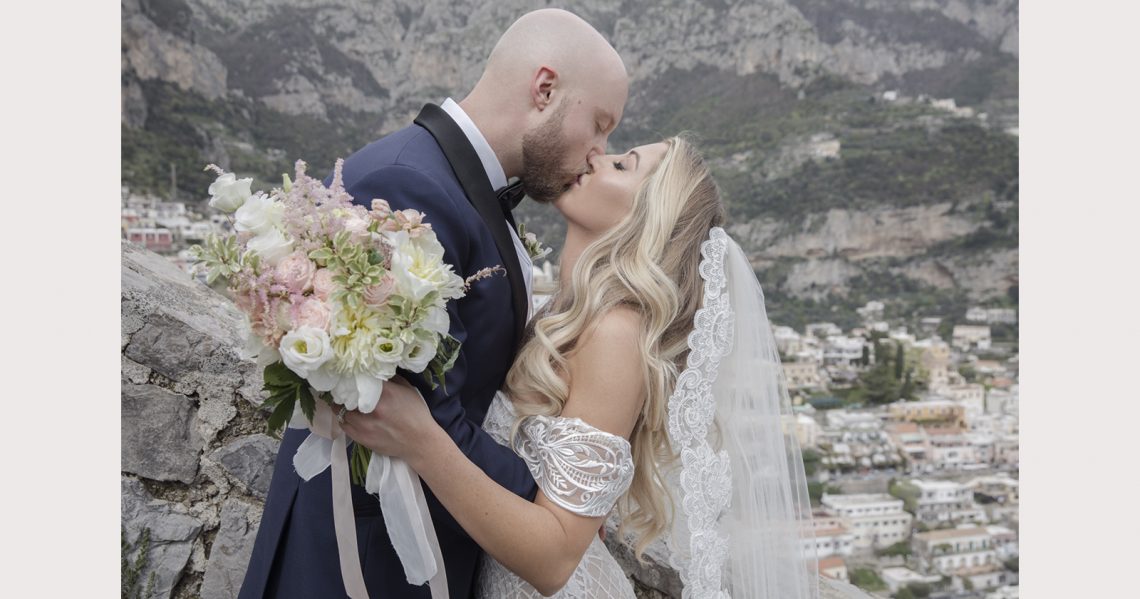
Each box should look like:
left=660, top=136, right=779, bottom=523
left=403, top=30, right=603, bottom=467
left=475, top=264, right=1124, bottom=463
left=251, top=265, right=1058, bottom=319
left=475, top=391, right=638, bottom=599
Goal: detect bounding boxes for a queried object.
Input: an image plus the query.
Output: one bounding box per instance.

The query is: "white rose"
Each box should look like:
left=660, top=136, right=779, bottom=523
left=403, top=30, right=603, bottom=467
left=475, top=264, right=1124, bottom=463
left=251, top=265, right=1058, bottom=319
left=234, top=192, right=284, bottom=236
left=387, top=231, right=465, bottom=302
left=278, top=325, right=334, bottom=380
left=207, top=172, right=253, bottom=213
left=247, top=228, right=294, bottom=267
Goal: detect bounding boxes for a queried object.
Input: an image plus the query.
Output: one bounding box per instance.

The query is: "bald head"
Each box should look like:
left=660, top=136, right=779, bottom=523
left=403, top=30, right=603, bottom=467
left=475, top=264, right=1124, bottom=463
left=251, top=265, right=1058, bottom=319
left=482, top=9, right=626, bottom=89
left=460, top=9, right=629, bottom=191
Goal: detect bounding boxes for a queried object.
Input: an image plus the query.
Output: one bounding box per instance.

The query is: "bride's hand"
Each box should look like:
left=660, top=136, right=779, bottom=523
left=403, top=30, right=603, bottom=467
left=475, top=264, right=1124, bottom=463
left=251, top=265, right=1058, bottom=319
left=340, top=377, right=439, bottom=461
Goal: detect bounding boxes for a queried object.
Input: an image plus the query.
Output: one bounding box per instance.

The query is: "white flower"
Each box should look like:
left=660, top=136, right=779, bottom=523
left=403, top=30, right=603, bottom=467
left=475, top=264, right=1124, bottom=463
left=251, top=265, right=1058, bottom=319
left=420, top=306, right=449, bottom=336
left=278, top=326, right=335, bottom=380
left=240, top=332, right=281, bottom=369
left=399, top=333, right=439, bottom=372
left=207, top=172, right=253, bottom=213
left=331, top=373, right=386, bottom=413
left=387, top=231, right=466, bottom=302
left=234, top=192, right=285, bottom=236
left=247, top=227, right=294, bottom=267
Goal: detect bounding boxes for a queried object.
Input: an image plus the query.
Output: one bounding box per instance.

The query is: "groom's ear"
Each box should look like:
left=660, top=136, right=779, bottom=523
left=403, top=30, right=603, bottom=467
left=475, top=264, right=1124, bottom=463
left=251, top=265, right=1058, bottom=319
left=530, top=66, right=558, bottom=110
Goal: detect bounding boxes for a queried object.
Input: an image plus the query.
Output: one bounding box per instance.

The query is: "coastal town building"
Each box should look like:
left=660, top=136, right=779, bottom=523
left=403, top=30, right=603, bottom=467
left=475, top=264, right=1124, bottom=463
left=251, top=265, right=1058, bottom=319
left=821, top=493, right=913, bottom=550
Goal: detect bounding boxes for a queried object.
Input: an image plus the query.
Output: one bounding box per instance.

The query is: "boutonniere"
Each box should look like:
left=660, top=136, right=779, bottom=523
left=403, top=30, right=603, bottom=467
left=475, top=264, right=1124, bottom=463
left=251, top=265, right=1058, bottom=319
left=517, top=223, right=552, bottom=261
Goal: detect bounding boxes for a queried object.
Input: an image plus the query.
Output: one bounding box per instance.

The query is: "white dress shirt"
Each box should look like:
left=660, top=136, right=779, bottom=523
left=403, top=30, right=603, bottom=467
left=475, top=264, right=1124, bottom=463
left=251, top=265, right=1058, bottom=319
left=440, top=98, right=534, bottom=319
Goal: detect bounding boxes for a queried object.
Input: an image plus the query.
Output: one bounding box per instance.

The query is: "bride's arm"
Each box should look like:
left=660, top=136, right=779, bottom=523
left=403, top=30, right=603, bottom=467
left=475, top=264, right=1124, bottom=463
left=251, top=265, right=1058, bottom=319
left=342, top=308, right=645, bottom=595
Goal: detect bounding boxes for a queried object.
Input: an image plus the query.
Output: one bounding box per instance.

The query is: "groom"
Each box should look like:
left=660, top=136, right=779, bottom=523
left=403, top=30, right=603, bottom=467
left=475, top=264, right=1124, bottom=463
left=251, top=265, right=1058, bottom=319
left=239, top=9, right=629, bottom=599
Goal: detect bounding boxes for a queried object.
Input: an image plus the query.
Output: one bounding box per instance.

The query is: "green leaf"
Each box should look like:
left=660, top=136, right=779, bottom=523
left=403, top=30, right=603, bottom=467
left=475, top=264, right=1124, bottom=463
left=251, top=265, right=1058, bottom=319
left=265, top=391, right=297, bottom=436
left=298, top=386, right=316, bottom=423
left=263, top=362, right=300, bottom=389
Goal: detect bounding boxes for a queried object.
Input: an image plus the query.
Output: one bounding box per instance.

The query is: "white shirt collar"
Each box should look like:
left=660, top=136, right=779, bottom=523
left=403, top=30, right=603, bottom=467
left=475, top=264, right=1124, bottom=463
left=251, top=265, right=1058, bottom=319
left=440, top=98, right=508, bottom=191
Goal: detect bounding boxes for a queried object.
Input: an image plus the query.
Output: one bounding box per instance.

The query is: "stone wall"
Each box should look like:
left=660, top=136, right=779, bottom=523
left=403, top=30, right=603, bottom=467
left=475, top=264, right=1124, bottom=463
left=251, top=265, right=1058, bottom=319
left=120, top=241, right=872, bottom=599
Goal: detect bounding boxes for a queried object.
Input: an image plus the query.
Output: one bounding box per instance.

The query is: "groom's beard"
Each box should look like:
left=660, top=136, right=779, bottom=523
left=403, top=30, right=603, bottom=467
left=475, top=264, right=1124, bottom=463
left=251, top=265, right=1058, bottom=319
left=520, top=103, right=580, bottom=204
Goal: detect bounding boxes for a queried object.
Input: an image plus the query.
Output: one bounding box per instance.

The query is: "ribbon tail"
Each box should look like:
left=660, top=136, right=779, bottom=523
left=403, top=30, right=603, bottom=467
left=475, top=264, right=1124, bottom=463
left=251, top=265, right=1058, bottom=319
left=372, top=454, right=447, bottom=592
left=292, top=432, right=334, bottom=481
left=409, top=459, right=449, bottom=599
left=331, top=431, right=369, bottom=599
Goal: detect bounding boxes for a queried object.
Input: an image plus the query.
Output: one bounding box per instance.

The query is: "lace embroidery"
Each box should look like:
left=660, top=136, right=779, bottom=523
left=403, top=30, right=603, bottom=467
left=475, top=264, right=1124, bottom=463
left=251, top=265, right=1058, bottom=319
left=478, top=395, right=637, bottom=598
left=513, top=415, right=635, bottom=518
left=666, top=226, right=734, bottom=598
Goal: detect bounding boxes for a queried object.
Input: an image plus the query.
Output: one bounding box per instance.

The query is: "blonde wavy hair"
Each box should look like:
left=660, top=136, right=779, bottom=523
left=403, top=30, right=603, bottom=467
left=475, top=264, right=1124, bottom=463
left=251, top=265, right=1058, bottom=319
left=505, top=136, right=726, bottom=558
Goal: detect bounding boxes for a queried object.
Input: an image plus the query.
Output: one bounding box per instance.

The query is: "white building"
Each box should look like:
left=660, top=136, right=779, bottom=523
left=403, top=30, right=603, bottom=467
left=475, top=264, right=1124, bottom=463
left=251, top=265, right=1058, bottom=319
left=823, top=335, right=865, bottom=365
left=792, top=413, right=822, bottom=448
left=773, top=325, right=804, bottom=356
left=881, top=567, right=941, bottom=594
left=907, top=479, right=983, bottom=524
left=967, top=307, right=1018, bottom=325
left=914, top=527, right=997, bottom=574
left=952, top=325, right=992, bottom=350
left=783, top=361, right=827, bottom=392
left=985, top=525, right=1019, bottom=560
left=806, top=322, right=843, bottom=338
left=942, top=384, right=986, bottom=417
left=804, top=514, right=856, bottom=559
left=856, top=300, right=885, bottom=321
left=821, top=493, right=913, bottom=550
left=985, top=389, right=1019, bottom=417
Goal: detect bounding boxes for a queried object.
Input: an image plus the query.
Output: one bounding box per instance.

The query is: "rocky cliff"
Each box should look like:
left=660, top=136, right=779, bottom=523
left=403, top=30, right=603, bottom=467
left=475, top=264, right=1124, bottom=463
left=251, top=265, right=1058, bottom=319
left=120, top=242, right=875, bottom=598
left=121, top=0, right=1018, bottom=328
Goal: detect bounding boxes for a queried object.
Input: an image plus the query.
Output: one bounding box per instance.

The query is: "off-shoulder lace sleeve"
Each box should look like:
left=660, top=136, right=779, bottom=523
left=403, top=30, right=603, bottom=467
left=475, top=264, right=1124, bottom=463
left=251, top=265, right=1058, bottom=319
left=512, top=415, right=634, bottom=517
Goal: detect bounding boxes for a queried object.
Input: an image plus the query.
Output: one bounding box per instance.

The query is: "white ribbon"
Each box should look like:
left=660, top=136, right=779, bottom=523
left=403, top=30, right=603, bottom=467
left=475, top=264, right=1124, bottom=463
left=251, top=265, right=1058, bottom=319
left=292, top=402, right=448, bottom=599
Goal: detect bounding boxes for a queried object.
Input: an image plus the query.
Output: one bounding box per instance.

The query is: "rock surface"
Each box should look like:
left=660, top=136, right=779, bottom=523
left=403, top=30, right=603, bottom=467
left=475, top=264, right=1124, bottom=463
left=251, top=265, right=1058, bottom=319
left=200, top=499, right=262, bottom=599
left=122, top=477, right=205, bottom=599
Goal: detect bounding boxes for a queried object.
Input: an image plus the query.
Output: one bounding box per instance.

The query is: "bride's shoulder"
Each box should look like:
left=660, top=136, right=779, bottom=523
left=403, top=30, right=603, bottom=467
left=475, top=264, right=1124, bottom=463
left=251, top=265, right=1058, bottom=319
left=579, top=305, right=642, bottom=350
left=560, top=306, right=646, bottom=438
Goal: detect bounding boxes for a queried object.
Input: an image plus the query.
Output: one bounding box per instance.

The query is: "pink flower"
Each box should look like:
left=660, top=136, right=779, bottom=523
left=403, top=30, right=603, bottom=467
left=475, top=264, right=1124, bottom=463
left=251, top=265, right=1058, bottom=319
left=275, top=251, right=317, bottom=293
left=394, top=209, right=432, bottom=237
left=294, top=298, right=332, bottom=330
left=312, top=268, right=337, bottom=301
left=370, top=199, right=392, bottom=221
left=363, top=274, right=397, bottom=307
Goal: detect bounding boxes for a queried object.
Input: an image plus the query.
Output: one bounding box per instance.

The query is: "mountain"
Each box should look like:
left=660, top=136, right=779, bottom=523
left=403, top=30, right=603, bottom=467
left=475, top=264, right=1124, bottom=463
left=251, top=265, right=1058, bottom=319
left=121, top=0, right=1018, bottom=329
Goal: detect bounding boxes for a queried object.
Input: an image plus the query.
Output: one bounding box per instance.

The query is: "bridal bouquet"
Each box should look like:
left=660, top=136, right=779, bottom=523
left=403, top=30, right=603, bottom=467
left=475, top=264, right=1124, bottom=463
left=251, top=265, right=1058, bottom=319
left=191, top=160, right=469, bottom=596
left=192, top=159, right=465, bottom=438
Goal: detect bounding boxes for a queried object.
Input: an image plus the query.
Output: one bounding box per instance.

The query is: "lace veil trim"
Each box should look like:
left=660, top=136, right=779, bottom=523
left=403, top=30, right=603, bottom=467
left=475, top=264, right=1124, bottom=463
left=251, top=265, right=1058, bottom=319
left=666, top=226, right=734, bottom=598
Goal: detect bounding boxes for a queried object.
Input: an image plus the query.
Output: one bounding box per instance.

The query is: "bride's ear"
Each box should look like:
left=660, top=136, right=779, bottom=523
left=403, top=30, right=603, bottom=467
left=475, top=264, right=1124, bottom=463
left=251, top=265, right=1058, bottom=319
left=530, top=66, right=559, bottom=110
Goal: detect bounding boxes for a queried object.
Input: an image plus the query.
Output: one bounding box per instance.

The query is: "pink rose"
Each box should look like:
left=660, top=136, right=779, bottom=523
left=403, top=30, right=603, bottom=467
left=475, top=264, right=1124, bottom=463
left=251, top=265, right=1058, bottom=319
left=363, top=274, right=397, bottom=307
left=370, top=199, right=392, bottom=220
left=312, top=268, right=336, bottom=301
left=275, top=251, right=317, bottom=294
left=294, top=298, right=332, bottom=330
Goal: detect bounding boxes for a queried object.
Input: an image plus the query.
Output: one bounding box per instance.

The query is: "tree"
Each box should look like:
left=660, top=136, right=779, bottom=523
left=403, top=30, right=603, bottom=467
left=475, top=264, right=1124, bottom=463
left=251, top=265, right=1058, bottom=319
left=901, top=370, right=916, bottom=400
left=861, top=345, right=871, bottom=367
left=895, top=342, right=905, bottom=380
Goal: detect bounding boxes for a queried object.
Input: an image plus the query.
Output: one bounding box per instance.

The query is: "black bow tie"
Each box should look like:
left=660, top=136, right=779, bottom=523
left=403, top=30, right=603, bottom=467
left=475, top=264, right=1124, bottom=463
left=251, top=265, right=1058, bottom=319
left=495, top=179, right=526, bottom=215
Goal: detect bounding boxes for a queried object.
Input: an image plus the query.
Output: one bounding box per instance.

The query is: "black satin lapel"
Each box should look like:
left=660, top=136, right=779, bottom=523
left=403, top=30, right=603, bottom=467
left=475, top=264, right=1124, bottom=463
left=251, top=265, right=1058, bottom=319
left=414, top=104, right=527, bottom=348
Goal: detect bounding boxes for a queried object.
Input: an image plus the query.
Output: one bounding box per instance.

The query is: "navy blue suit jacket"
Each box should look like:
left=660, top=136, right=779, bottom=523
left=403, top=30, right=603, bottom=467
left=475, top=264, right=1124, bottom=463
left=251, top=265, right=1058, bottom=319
left=239, top=106, right=538, bottom=599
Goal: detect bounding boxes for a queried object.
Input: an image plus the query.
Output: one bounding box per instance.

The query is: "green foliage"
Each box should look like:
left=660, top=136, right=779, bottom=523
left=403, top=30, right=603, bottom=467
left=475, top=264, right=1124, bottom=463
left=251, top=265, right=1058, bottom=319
left=889, top=480, right=920, bottom=513
left=1004, top=557, right=1018, bottom=572
left=121, top=526, right=157, bottom=599
left=261, top=362, right=315, bottom=438
left=877, top=540, right=914, bottom=558
left=894, top=582, right=932, bottom=599
left=189, top=232, right=255, bottom=284
left=801, top=448, right=821, bottom=477
left=423, top=334, right=461, bottom=393
left=850, top=568, right=887, bottom=592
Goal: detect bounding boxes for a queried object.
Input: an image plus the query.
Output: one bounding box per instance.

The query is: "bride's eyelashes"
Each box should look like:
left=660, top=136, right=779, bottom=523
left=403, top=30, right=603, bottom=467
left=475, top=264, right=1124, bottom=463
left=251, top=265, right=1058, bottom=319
left=613, top=161, right=626, bottom=171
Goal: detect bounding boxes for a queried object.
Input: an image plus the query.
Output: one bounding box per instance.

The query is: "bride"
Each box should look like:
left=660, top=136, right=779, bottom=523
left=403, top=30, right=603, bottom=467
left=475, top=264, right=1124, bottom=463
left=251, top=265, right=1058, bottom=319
left=341, top=137, right=818, bottom=598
